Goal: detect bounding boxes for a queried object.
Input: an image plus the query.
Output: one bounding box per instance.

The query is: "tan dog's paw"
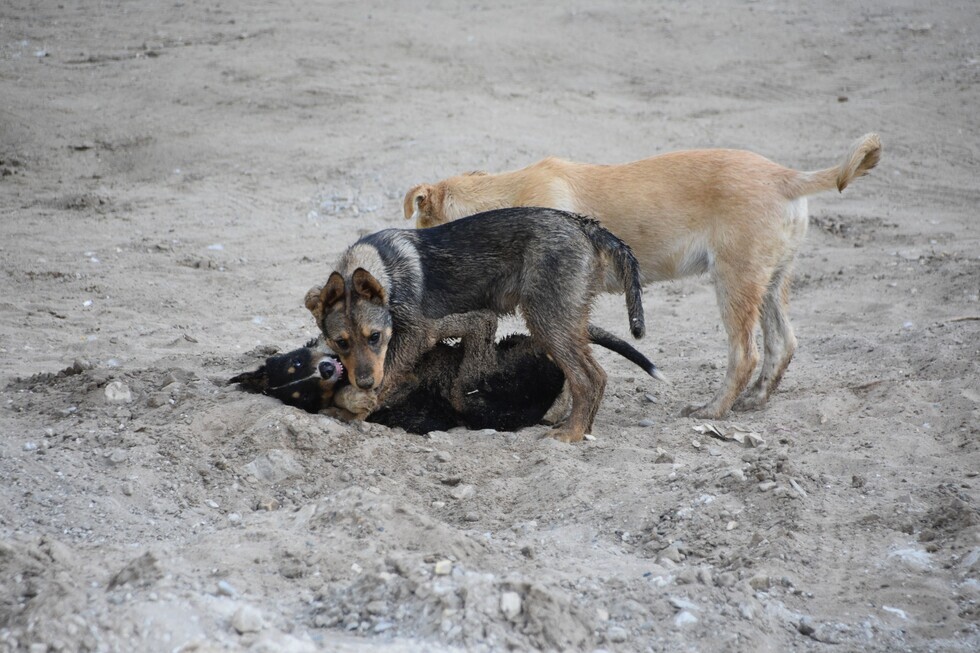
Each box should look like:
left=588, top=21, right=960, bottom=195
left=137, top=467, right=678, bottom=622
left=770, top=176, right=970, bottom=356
left=681, top=403, right=728, bottom=420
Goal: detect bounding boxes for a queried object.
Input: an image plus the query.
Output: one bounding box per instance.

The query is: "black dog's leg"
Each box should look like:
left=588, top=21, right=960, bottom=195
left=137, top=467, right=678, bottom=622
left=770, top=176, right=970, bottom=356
left=428, top=310, right=498, bottom=412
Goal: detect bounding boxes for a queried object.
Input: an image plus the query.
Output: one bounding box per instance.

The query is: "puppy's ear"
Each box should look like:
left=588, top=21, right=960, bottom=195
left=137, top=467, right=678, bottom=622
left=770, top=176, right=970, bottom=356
left=306, top=272, right=346, bottom=321
left=351, top=268, right=386, bottom=306
left=305, top=285, right=324, bottom=322
left=403, top=184, right=431, bottom=221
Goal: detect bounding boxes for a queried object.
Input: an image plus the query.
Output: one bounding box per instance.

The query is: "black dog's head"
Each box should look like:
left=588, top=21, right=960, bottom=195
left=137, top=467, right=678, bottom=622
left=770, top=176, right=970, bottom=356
left=229, top=346, right=346, bottom=413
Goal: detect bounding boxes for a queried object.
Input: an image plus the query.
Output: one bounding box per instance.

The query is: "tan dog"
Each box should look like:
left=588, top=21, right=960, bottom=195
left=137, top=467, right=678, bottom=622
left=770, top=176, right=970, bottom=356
left=404, top=134, right=881, bottom=419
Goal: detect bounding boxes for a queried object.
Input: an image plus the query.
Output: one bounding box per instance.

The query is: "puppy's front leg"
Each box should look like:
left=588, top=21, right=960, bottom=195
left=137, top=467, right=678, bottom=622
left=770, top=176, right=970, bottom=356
left=430, top=310, right=498, bottom=411
left=331, top=384, right=379, bottom=421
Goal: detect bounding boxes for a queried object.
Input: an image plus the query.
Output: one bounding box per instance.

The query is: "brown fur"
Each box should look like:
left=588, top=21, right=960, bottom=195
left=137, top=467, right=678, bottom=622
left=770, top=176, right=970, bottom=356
left=404, top=134, right=882, bottom=418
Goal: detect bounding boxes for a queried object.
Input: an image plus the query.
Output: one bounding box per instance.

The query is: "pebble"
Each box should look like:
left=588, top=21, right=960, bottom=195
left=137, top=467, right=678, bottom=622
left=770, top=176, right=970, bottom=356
left=255, top=497, right=280, bottom=511
left=654, top=448, right=674, bottom=464
left=758, top=481, right=777, bottom=492
left=644, top=393, right=657, bottom=403
left=365, top=600, right=388, bottom=615
left=500, top=591, right=522, bottom=620
left=435, top=451, right=452, bottom=462
left=228, top=512, right=242, bottom=525
left=669, top=596, right=699, bottom=612
left=231, top=605, right=264, bottom=634
left=23, top=441, right=38, bottom=451
left=464, top=512, right=480, bottom=522
left=104, top=381, right=133, bottom=404
left=638, top=418, right=655, bottom=427
left=107, top=448, right=128, bottom=465
left=749, top=574, right=771, bottom=590
left=674, top=611, right=698, bottom=627
left=450, top=484, right=475, bottom=500
left=433, top=560, right=453, bottom=575
left=217, top=580, right=238, bottom=597
left=659, top=544, right=683, bottom=563
left=607, top=626, right=628, bottom=642
left=206, top=499, right=220, bottom=509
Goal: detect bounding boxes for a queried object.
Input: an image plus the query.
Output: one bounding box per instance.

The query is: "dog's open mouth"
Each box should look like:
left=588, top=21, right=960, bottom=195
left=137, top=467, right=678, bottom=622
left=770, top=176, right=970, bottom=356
left=318, top=356, right=345, bottom=384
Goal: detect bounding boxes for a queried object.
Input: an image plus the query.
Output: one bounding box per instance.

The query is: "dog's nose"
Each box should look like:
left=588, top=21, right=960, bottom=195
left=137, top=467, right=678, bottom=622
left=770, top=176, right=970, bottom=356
left=354, top=374, right=376, bottom=390
left=318, top=360, right=335, bottom=378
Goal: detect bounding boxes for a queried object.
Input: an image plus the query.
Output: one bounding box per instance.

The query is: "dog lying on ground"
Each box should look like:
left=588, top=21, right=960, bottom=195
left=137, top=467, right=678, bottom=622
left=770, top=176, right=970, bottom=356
left=230, top=330, right=661, bottom=434
left=403, top=134, right=882, bottom=419
left=305, top=207, right=659, bottom=443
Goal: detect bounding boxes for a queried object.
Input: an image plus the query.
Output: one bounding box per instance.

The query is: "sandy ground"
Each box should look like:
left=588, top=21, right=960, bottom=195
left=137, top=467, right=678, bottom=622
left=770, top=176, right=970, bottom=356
left=1, top=0, right=978, bottom=651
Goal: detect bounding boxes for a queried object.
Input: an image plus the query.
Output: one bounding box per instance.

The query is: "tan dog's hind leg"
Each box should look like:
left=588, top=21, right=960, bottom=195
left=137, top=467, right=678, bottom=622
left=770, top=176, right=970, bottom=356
left=683, top=259, right=766, bottom=419
left=734, top=265, right=798, bottom=411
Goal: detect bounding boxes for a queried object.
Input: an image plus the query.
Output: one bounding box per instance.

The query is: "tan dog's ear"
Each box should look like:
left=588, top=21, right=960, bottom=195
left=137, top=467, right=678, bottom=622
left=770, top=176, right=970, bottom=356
left=403, top=184, right=431, bottom=221
left=351, top=268, right=386, bottom=306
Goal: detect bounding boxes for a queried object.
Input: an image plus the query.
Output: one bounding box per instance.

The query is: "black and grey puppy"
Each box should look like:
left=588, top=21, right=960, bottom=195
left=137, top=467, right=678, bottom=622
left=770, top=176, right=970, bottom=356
left=305, top=207, right=662, bottom=443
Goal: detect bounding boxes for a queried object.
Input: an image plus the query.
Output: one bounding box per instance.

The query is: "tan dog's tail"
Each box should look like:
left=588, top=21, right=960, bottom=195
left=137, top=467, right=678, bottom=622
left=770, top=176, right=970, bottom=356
left=784, top=133, right=881, bottom=198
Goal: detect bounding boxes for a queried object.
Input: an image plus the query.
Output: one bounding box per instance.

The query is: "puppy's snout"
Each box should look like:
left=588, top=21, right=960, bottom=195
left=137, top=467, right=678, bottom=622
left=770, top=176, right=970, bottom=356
left=318, top=359, right=335, bottom=378
left=354, top=369, right=375, bottom=390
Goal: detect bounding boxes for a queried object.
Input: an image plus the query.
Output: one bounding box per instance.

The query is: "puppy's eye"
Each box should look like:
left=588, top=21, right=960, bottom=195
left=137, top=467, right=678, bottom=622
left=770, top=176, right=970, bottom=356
left=334, top=338, right=349, bottom=351
left=291, top=358, right=304, bottom=369
left=368, top=332, right=381, bottom=345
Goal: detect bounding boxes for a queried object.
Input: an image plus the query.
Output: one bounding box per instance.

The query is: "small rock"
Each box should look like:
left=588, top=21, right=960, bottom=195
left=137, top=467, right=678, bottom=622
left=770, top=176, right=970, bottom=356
left=654, top=447, right=674, bottom=464
left=639, top=418, right=655, bottom=427
left=104, top=381, right=133, bottom=404
left=606, top=626, right=628, bottom=642
left=674, top=610, right=698, bottom=627
left=726, top=520, right=738, bottom=531
left=206, top=499, right=220, bottom=509
left=434, top=560, right=453, bottom=575
left=121, top=483, right=134, bottom=496
left=739, top=601, right=757, bottom=620
left=217, top=580, right=238, bottom=597
left=464, top=512, right=480, bottom=522
left=797, top=617, right=816, bottom=637
left=644, top=393, right=657, bottom=403
left=435, top=451, right=452, bottom=462
left=365, top=600, right=388, bottom=615
left=500, top=591, right=522, bottom=620
left=23, top=442, right=38, bottom=452
left=758, top=481, right=777, bottom=492
left=669, top=596, right=699, bottom=612
left=107, top=448, right=128, bottom=465
left=851, top=475, right=866, bottom=488
left=255, top=497, right=280, bottom=511
left=748, top=574, right=771, bottom=590
left=231, top=605, right=264, bottom=634
left=659, top=544, right=683, bottom=563
left=450, top=484, right=475, bottom=500
left=228, top=512, right=242, bottom=525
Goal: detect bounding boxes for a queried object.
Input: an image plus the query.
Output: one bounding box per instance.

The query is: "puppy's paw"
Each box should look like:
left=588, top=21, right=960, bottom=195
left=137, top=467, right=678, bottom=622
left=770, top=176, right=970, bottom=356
left=334, top=385, right=378, bottom=420
left=546, top=427, right=584, bottom=444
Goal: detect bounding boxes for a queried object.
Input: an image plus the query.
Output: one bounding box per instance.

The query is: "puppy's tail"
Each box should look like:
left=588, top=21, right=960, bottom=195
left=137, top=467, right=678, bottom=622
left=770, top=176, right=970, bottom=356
left=588, top=325, right=667, bottom=382
left=575, top=215, right=646, bottom=339
left=783, top=133, right=881, bottom=198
